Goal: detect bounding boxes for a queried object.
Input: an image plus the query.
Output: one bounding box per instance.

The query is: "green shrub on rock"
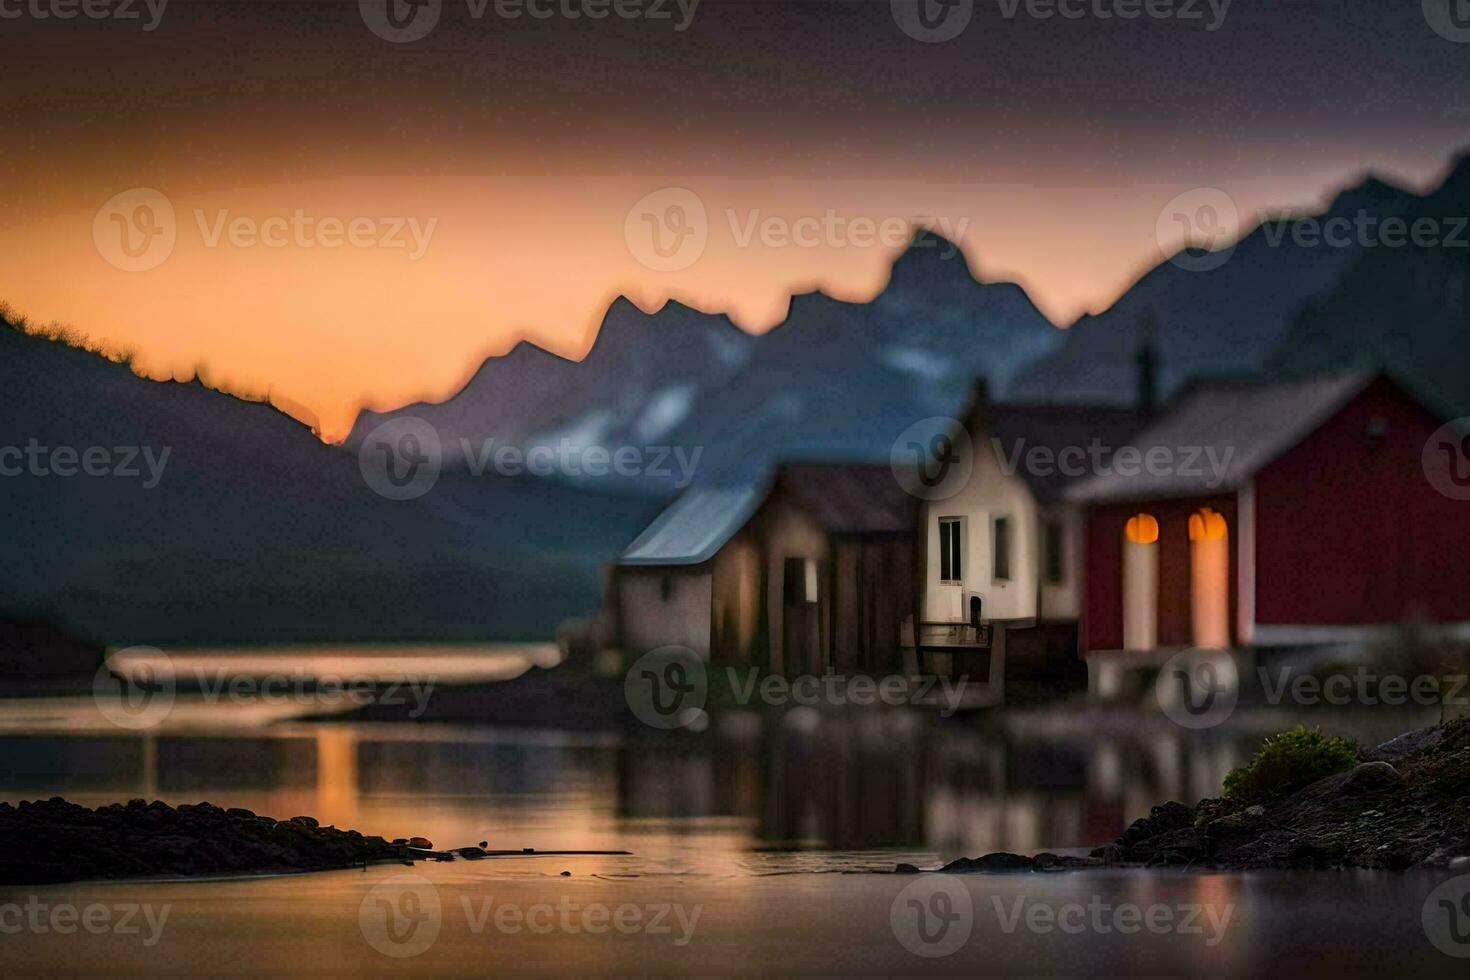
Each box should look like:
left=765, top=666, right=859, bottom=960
left=1223, top=726, right=1360, bottom=801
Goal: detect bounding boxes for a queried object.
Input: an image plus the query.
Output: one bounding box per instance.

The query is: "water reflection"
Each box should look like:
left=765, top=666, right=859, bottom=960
left=0, top=705, right=1435, bottom=867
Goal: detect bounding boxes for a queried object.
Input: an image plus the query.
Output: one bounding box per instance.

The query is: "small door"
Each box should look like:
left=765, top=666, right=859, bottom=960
left=1123, top=513, right=1159, bottom=651
left=781, top=556, right=821, bottom=676
left=1189, top=507, right=1230, bottom=648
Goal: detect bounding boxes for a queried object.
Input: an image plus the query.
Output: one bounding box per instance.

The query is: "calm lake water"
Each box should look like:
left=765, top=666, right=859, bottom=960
left=1, top=651, right=1465, bottom=975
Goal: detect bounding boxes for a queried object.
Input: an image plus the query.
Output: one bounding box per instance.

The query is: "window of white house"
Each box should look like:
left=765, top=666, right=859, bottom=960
left=1043, top=518, right=1065, bottom=585
left=938, top=517, right=963, bottom=584
left=993, top=515, right=1012, bottom=582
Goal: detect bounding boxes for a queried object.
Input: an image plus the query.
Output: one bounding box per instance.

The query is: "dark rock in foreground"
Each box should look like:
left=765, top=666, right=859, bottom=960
left=1093, top=721, right=1470, bottom=871
left=0, top=798, right=441, bottom=885
left=932, top=852, right=1103, bottom=874
left=901, top=721, right=1470, bottom=874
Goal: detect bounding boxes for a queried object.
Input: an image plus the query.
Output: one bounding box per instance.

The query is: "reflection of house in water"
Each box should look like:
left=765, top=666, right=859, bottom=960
left=612, top=717, right=1248, bottom=854
left=755, top=715, right=928, bottom=848
left=1068, top=371, right=1470, bottom=695
left=615, top=716, right=929, bottom=849
left=924, top=725, right=1244, bottom=855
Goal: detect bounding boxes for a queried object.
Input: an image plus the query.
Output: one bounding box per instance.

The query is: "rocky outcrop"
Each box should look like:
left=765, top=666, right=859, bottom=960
left=1095, top=721, right=1470, bottom=871
left=900, top=721, right=1470, bottom=874
left=0, top=798, right=443, bottom=885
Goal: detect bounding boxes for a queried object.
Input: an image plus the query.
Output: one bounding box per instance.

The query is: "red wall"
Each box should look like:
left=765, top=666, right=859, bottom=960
left=1081, top=377, right=1470, bottom=653
left=1254, top=378, right=1470, bottom=626
left=1081, top=495, right=1237, bottom=653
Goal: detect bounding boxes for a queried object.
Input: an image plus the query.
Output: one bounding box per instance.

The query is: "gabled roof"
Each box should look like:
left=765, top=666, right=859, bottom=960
left=618, top=462, right=919, bottom=567
left=618, top=483, right=767, bottom=566
left=1064, top=370, right=1379, bottom=504
left=775, top=464, right=916, bottom=535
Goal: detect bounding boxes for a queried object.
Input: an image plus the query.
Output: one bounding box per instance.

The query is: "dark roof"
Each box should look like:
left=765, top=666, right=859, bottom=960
left=775, top=464, right=917, bottom=535
left=984, top=403, right=1149, bottom=504
left=1065, top=369, right=1378, bottom=503
left=618, top=463, right=915, bottom=567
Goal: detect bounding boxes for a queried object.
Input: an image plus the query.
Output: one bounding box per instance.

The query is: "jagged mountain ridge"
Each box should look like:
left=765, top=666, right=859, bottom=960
left=347, top=297, right=757, bottom=466
left=346, top=230, right=1063, bottom=485
left=1008, top=162, right=1468, bottom=405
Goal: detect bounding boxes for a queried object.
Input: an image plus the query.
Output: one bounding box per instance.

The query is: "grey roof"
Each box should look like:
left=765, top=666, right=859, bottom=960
left=775, top=464, right=916, bottom=535
left=618, top=483, right=767, bottom=566
left=1065, top=370, right=1378, bottom=504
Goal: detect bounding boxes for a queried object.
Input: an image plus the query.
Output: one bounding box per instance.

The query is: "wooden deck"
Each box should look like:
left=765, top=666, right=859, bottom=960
left=901, top=618, right=1005, bottom=709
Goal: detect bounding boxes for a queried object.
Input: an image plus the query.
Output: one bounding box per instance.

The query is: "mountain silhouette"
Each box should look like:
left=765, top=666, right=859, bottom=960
left=346, top=297, right=757, bottom=470
left=348, top=230, right=1061, bottom=488
left=1008, top=166, right=1444, bottom=404
left=1266, top=153, right=1470, bottom=414
left=13, top=151, right=1470, bottom=645
left=0, top=320, right=662, bottom=644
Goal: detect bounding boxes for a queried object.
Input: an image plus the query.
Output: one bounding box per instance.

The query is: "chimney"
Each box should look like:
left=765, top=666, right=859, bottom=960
left=973, top=375, right=991, bottom=409
left=1136, top=314, right=1159, bottom=418
left=968, top=375, right=992, bottom=432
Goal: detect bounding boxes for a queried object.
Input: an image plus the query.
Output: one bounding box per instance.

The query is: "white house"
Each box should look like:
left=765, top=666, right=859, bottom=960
left=912, top=387, right=1146, bottom=680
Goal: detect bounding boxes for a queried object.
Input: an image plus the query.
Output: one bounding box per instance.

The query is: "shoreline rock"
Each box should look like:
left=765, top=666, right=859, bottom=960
left=0, top=798, right=447, bottom=885
left=900, top=720, right=1470, bottom=874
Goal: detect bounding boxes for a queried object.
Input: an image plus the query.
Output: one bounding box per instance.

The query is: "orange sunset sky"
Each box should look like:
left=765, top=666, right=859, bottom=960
left=4, top=2, right=1468, bottom=440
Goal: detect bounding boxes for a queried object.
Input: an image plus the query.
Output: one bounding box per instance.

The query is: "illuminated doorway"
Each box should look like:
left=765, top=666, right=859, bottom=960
left=1123, top=513, right=1159, bottom=651
left=1188, top=507, right=1230, bottom=648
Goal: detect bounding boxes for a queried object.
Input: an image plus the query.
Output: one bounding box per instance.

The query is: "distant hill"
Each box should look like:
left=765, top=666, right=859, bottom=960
left=346, top=230, right=1062, bottom=488
left=1009, top=162, right=1467, bottom=407
left=0, top=320, right=663, bottom=645
left=1266, top=155, right=1470, bottom=416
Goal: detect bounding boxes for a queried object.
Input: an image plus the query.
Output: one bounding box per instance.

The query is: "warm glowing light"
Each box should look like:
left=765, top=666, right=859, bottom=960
left=1125, top=513, right=1160, bottom=544
left=1123, top=514, right=1159, bottom=651
left=1188, top=507, right=1228, bottom=541
left=1190, top=508, right=1230, bottom=648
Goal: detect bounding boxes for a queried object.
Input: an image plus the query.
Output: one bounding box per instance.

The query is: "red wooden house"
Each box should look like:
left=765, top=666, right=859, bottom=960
left=1066, top=370, right=1470, bottom=680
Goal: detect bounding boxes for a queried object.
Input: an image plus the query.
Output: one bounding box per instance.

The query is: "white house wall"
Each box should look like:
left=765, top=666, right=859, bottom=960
left=1038, top=506, right=1083, bottom=622
left=922, top=434, right=1040, bottom=624
left=618, top=569, right=714, bottom=659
